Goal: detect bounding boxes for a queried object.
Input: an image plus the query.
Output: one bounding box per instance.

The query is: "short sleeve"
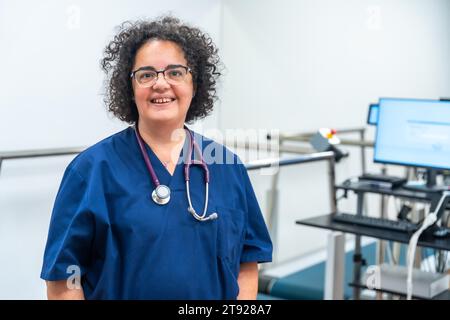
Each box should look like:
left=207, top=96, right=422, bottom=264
left=239, top=164, right=273, bottom=264
left=40, top=165, right=94, bottom=281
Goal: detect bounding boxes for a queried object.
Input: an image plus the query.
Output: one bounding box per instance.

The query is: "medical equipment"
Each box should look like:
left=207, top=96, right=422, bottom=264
left=406, top=191, right=450, bottom=299
left=134, top=126, right=218, bottom=222
left=362, top=263, right=449, bottom=299
left=309, top=128, right=347, bottom=162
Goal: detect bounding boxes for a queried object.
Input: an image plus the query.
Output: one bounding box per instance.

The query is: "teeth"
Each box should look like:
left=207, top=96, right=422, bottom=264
left=152, top=98, right=173, bottom=104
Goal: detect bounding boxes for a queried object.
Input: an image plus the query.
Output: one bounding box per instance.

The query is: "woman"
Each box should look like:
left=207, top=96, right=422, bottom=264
left=41, top=16, right=272, bottom=300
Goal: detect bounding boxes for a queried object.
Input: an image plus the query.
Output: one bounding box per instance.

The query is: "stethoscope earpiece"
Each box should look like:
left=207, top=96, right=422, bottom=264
left=206, top=212, right=218, bottom=221
left=188, top=207, right=218, bottom=221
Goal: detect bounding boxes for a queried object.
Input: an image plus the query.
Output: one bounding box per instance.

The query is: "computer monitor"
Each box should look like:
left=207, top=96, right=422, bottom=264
left=367, top=103, right=379, bottom=125
left=374, top=98, right=450, bottom=192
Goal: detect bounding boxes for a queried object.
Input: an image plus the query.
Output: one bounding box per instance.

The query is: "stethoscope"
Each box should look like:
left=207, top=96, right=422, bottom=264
left=134, top=125, right=218, bottom=222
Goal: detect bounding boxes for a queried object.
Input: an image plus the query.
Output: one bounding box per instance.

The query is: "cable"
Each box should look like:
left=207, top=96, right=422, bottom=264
left=429, top=249, right=434, bottom=273
left=434, top=250, right=439, bottom=273
left=406, top=191, right=450, bottom=300
left=436, top=250, right=448, bottom=273
left=445, top=251, right=449, bottom=272
left=336, top=189, right=348, bottom=201
left=446, top=210, right=450, bottom=227
left=436, top=250, right=441, bottom=273
left=386, top=241, right=395, bottom=265
left=420, top=248, right=427, bottom=272
left=392, top=242, right=401, bottom=265
left=394, top=198, right=404, bottom=215
left=406, top=211, right=437, bottom=299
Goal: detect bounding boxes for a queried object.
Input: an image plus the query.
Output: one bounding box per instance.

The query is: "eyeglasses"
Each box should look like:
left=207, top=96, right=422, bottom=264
left=130, top=65, right=192, bottom=87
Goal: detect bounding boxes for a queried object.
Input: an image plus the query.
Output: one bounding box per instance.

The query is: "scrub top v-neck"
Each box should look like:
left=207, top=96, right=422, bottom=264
left=40, top=126, right=273, bottom=299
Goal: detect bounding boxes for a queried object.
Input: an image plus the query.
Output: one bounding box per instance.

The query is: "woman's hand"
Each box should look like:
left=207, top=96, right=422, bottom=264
left=237, top=262, right=259, bottom=300
left=46, top=280, right=85, bottom=300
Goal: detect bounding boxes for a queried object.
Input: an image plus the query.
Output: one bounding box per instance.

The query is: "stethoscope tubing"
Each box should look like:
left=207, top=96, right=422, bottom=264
left=134, top=126, right=161, bottom=187
left=134, top=125, right=215, bottom=221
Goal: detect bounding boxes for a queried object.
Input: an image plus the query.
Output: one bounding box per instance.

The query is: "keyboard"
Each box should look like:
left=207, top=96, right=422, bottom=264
left=332, top=213, right=419, bottom=233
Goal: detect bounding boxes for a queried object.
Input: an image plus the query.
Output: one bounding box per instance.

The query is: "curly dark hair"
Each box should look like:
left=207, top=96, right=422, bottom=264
left=101, top=16, right=221, bottom=124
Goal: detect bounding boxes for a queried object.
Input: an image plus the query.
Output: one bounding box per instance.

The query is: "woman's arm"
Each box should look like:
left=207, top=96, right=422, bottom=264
left=237, top=262, right=259, bottom=300
left=46, top=280, right=85, bottom=300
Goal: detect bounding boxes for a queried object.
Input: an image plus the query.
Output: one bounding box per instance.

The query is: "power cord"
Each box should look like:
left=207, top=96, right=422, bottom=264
left=406, top=191, right=450, bottom=300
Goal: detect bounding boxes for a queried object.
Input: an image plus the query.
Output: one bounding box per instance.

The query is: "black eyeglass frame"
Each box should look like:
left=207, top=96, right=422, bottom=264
left=130, top=64, right=192, bottom=84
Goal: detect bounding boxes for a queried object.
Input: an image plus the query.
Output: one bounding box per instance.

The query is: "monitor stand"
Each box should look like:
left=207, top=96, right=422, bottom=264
left=404, top=169, right=450, bottom=193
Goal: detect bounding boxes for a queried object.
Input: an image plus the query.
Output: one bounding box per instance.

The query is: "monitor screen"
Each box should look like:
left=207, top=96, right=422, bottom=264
left=367, top=103, right=379, bottom=125
left=374, top=98, right=450, bottom=170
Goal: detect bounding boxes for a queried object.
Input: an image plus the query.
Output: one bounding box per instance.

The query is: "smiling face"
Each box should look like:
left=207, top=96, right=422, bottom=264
left=131, top=40, right=194, bottom=127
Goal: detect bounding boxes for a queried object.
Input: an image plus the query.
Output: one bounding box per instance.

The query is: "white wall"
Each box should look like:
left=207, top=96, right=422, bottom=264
left=220, top=0, right=450, bottom=262
left=0, top=0, right=222, bottom=151
left=0, top=0, right=222, bottom=299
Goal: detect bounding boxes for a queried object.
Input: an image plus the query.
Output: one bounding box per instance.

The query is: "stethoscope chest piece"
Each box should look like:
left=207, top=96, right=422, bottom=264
left=152, top=184, right=171, bottom=205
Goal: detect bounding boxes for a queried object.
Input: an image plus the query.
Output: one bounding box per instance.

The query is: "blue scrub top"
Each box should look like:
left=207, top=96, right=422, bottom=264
left=41, top=127, right=272, bottom=299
